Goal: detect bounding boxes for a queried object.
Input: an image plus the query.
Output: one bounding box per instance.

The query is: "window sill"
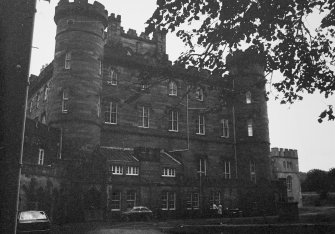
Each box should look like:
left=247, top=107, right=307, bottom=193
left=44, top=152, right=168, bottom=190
left=168, top=130, right=179, bottom=132
left=196, top=133, right=206, bottom=136
left=220, top=136, right=229, bottom=138
left=162, top=175, right=176, bottom=178
left=126, top=174, right=139, bottom=176
left=105, top=122, right=117, bottom=125
left=138, top=126, right=150, bottom=129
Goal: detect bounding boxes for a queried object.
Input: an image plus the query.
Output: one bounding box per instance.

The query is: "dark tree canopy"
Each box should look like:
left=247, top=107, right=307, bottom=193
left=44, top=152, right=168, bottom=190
left=147, top=0, right=335, bottom=121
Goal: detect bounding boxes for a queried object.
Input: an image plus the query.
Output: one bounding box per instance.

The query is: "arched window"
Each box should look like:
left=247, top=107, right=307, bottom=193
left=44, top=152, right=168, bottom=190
left=168, top=81, right=177, bottom=96
left=246, top=91, right=252, bottom=104
left=286, top=176, right=292, bottom=191
left=108, top=69, right=118, bottom=85
left=247, top=119, right=253, bottom=136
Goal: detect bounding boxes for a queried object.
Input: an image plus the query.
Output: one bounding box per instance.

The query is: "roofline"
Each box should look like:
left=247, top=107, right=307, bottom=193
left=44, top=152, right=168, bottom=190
left=100, top=146, right=133, bottom=151
left=161, top=150, right=182, bottom=165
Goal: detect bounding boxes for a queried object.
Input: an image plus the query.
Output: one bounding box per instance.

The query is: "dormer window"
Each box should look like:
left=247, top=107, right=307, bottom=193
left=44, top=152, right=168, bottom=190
left=65, top=52, right=71, bottom=70
left=168, top=81, right=177, bottom=96
left=195, top=87, right=204, bottom=101
left=108, top=69, right=118, bottom=85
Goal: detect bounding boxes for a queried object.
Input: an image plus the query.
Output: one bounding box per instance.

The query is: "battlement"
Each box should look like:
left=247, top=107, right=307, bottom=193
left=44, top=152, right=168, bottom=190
left=108, top=13, right=121, bottom=22
left=107, top=12, right=166, bottom=44
left=55, top=0, right=108, bottom=26
left=271, top=147, right=298, bottom=158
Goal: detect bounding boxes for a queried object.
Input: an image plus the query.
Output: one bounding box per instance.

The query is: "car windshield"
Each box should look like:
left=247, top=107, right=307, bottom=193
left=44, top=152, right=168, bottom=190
left=19, top=211, right=47, bottom=220
left=141, top=208, right=150, bottom=211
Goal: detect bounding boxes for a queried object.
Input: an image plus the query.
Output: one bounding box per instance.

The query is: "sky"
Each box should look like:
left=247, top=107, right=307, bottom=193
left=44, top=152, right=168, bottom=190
left=30, top=0, right=335, bottom=172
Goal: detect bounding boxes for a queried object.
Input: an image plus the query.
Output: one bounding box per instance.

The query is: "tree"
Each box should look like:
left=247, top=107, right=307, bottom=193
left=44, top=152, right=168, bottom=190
left=146, top=0, right=335, bottom=121
left=301, top=169, right=329, bottom=199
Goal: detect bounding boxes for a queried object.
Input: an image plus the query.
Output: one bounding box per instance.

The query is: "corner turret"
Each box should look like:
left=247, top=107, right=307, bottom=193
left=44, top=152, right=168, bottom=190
left=48, top=0, right=108, bottom=157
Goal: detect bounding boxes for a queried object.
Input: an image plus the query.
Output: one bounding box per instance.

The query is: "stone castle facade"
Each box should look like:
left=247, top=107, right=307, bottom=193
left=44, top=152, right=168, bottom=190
left=22, top=0, right=281, bottom=221
left=270, top=148, right=302, bottom=207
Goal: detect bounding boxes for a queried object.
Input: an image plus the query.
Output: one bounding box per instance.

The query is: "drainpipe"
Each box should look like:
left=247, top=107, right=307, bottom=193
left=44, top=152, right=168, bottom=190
left=232, top=79, right=238, bottom=179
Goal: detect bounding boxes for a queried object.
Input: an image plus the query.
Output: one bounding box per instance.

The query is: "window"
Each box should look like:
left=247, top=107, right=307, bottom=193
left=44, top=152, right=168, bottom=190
left=104, top=102, right=117, bottom=124
left=98, top=59, right=102, bottom=75
left=161, top=191, right=176, bottom=210
left=283, top=161, right=287, bottom=169
left=195, top=87, right=204, bottom=101
left=110, top=191, right=121, bottom=211
left=126, top=191, right=136, bottom=209
left=41, top=112, right=46, bottom=124
left=62, top=90, right=69, bottom=113
left=110, top=165, right=123, bottom=175
left=126, top=166, right=139, bottom=175
left=287, top=161, right=293, bottom=170
left=221, top=119, right=229, bottom=138
left=196, top=114, right=205, bottom=135
left=97, top=97, right=100, bottom=118
left=44, top=84, right=49, bottom=101
left=246, top=91, right=252, bottom=104
left=141, top=83, right=149, bottom=91
left=186, top=192, right=199, bottom=210
left=36, top=93, right=40, bottom=108
left=209, top=191, right=221, bottom=209
left=168, top=110, right=179, bottom=132
left=108, top=69, right=118, bottom=85
left=38, top=148, right=44, bottom=165
left=138, top=106, right=149, bottom=128
left=286, top=176, right=292, bottom=191
left=247, top=119, right=253, bottom=136
left=168, top=81, right=177, bottom=96
left=162, top=168, right=176, bottom=177
left=250, top=161, right=256, bottom=183
left=199, top=158, right=207, bottom=176
left=29, top=100, right=33, bottom=113
left=65, top=52, right=71, bottom=69
left=224, top=161, right=231, bottom=179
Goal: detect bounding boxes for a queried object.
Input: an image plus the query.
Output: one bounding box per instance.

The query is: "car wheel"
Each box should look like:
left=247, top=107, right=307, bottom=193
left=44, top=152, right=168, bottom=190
left=123, top=216, right=130, bottom=222
left=145, top=215, right=151, bottom=221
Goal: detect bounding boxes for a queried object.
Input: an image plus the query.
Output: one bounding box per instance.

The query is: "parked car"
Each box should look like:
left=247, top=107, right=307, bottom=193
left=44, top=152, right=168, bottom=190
left=225, top=208, right=243, bottom=217
left=121, top=206, right=153, bottom=221
left=17, top=210, right=51, bottom=234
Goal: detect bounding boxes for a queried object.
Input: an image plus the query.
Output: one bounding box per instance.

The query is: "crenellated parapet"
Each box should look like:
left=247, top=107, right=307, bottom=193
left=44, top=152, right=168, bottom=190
left=106, top=12, right=167, bottom=56
left=54, top=0, right=108, bottom=26
left=271, top=147, right=298, bottom=158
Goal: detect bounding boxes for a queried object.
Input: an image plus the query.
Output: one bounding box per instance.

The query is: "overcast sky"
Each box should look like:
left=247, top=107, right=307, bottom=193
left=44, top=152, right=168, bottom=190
left=30, top=0, right=335, bottom=172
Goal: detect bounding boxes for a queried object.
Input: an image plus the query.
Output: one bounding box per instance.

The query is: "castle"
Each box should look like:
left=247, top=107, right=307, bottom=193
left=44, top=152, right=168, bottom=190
left=21, top=0, right=281, bottom=221
left=270, top=148, right=302, bottom=207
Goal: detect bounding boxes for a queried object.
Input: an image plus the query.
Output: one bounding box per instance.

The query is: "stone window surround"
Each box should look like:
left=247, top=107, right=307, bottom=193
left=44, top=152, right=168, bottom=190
left=161, top=191, right=176, bottom=210
left=38, top=148, right=44, bottom=165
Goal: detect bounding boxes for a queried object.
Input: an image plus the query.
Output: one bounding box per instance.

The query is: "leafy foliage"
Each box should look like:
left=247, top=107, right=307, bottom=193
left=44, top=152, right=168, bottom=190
left=147, top=0, right=335, bottom=121
left=301, top=169, right=335, bottom=195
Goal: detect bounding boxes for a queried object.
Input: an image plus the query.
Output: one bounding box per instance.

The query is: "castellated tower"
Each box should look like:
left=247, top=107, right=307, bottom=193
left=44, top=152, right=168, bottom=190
left=47, top=0, right=108, bottom=157
left=227, top=49, right=271, bottom=182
